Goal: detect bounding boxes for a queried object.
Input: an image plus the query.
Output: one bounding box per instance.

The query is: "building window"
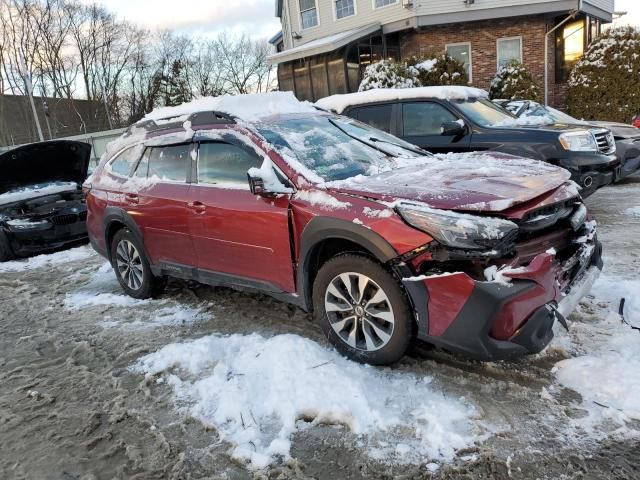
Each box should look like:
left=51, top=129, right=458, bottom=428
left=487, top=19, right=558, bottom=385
left=497, top=37, right=522, bottom=69
left=335, top=0, right=355, bottom=19
left=299, top=0, right=318, bottom=29
left=445, top=42, right=472, bottom=82
left=374, top=0, right=397, bottom=8
left=555, top=17, right=587, bottom=83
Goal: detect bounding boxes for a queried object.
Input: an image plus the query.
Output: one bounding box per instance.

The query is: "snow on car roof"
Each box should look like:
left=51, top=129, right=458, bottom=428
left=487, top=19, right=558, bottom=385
left=142, top=91, right=318, bottom=123
left=315, top=86, right=489, bottom=114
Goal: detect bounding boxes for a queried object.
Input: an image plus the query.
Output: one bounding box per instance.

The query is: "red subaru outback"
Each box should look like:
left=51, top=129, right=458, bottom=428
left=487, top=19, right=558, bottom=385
left=85, top=93, right=602, bottom=365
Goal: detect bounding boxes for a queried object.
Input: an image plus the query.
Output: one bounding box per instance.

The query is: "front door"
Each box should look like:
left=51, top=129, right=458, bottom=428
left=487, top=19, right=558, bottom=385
left=400, top=101, right=471, bottom=153
left=188, top=141, right=294, bottom=293
left=131, top=143, right=195, bottom=268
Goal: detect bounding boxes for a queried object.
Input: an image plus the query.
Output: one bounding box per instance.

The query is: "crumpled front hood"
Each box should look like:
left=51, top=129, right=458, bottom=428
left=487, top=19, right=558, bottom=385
left=0, top=140, right=91, bottom=196
left=325, top=152, right=573, bottom=213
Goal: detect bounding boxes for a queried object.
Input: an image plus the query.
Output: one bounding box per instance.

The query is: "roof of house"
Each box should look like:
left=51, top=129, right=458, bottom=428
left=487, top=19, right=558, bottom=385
left=268, top=23, right=381, bottom=65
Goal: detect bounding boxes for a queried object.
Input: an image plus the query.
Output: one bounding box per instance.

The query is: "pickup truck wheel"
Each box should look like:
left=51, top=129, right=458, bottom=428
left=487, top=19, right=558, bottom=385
left=110, top=229, right=166, bottom=299
left=312, top=254, right=412, bottom=365
left=0, top=230, right=15, bottom=262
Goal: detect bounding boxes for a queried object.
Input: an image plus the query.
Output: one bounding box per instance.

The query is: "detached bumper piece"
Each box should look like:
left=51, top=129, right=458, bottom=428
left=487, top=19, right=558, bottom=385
left=412, top=234, right=603, bottom=361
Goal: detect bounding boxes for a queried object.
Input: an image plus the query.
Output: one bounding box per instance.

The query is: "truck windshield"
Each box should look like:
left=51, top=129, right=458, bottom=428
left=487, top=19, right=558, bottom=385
left=454, top=98, right=517, bottom=127
left=256, top=114, right=423, bottom=182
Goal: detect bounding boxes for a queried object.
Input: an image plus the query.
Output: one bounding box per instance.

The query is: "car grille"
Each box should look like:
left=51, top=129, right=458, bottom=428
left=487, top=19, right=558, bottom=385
left=51, top=213, right=80, bottom=225
left=592, top=129, right=616, bottom=154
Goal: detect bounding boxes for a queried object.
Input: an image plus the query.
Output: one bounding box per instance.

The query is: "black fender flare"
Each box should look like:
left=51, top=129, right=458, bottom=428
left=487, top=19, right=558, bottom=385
left=102, top=207, right=148, bottom=262
left=297, top=217, right=429, bottom=336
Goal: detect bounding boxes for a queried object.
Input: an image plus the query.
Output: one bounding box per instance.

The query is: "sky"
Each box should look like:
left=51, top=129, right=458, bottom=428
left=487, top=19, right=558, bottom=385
left=84, top=0, right=639, bottom=40
left=80, top=0, right=281, bottom=39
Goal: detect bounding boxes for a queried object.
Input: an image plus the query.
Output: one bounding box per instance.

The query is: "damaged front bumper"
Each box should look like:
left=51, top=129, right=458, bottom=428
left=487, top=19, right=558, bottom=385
left=408, top=227, right=603, bottom=361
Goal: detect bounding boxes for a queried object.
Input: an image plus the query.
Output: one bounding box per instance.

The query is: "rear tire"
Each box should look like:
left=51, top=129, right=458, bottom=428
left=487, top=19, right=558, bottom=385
left=110, top=229, right=166, bottom=299
left=312, top=254, right=413, bottom=365
left=0, top=230, right=15, bottom=262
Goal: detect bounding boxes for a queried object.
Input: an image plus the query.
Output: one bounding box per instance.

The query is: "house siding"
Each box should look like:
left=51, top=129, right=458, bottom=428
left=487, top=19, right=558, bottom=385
left=399, top=14, right=565, bottom=106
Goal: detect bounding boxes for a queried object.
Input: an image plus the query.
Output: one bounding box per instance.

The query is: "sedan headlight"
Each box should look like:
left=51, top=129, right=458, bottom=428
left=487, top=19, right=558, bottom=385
left=397, top=204, right=518, bottom=251
left=559, top=131, right=598, bottom=152
left=6, top=218, right=50, bottom=230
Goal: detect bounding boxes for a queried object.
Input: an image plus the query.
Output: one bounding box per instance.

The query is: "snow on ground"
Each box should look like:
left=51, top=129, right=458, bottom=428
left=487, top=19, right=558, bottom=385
left=133, top=333, right=481, bottom=470
left=0, top=245, right=94, bottom=273
left=550, top=274, right=640, bottom=434
left=623, top=206, right=640, bottom=216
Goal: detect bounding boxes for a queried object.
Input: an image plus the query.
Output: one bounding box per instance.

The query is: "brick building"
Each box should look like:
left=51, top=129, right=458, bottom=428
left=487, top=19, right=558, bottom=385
left=268, top=0, right=615, bottom=107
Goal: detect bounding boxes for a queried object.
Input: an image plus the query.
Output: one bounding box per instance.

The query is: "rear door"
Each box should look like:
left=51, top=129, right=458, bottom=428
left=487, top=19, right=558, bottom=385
left=347, top=104, right=395, bottom=134
left=131, top=143, right=196, bottom=268
left=399, top=101, right=471, bottom=153
left=188, top=140, right=294, bottom=293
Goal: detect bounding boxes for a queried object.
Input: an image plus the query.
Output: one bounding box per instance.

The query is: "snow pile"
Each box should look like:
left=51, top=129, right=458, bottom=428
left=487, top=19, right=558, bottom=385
left=64, top=261, right=156, bottom=310
left=143, top=91, right=316, bottom=123
left=316, top=86, right=488, bottom=114
left=623, top=206, right=640, bottom=217
left=0, top=181, right=79, bottom=205
left=0, top=245, right=94, bottom=272
left=552, top=274, right=640, bottom=428
left=133, top=333, right=480, bottom=469
left=492, top=114, right=555, bottom=127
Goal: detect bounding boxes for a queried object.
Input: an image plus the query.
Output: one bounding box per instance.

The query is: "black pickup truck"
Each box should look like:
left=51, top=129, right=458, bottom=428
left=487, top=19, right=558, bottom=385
left=316, top=87, right=619, bottom=198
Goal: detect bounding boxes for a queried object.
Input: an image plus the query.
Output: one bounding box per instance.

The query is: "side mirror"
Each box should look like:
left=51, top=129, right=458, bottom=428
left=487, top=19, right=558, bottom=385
left=248, top=173, right=267, bottom=196
left=441, top=121, right=465, bottom=136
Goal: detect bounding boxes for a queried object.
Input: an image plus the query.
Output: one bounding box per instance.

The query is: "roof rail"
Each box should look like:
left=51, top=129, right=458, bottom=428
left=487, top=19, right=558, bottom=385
left=125, top=110, right=236, bottom=136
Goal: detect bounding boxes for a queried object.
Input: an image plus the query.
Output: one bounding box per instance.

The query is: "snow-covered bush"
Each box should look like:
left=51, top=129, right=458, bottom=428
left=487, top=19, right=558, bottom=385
left=567, top=26, right=640, bottom=122
left=406, top=54, right=468, bottom=86
left=358, top=60, right=417, bottom=91
left=489, top=61, right=542, bottom=102
left=358, top=54, right=468, bottom=91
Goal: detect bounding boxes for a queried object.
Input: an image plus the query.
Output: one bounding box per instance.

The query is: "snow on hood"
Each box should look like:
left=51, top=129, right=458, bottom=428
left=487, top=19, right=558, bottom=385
left=143, top=91, right=317, bottom=123
left=325, top=152, right=572, bottom=212
left=0, top=140, right=91, bottom=198
left=316, top=86, right=488, bottom=114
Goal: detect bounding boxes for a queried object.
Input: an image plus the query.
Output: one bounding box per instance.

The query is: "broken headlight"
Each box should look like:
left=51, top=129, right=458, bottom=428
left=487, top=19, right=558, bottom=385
left=398, top=204, right=518, bottom=251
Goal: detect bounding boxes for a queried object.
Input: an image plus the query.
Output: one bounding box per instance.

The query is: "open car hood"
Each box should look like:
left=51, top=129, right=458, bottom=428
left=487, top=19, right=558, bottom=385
left=326, top=152, right=573, bottom=213
left=0, top=140, right=91, bottom=196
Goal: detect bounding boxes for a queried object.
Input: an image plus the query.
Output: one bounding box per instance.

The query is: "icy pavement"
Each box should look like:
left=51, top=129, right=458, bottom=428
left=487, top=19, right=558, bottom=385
left=0, top=177, right=639, bottom=479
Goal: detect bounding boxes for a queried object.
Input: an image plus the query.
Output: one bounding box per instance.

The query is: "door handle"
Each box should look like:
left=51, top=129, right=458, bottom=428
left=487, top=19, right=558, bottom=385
left=125, top=193, right=139, bottom=205
left=187, top=201, right=206, bottom=214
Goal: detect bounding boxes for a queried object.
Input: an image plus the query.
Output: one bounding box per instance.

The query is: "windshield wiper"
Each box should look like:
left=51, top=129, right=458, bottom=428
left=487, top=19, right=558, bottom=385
left=367, top=137, right=427, bottom=156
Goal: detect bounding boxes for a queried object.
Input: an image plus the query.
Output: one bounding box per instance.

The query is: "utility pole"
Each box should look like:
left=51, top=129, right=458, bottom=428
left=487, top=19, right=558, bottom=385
left=19, top=57, right=45, bottom=142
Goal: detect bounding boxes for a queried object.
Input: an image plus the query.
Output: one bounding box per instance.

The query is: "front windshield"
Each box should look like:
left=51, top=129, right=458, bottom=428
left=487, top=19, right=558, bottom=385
left=454, top=98, right=516, bottom=127
left=256, top=114, right=424, bottom=182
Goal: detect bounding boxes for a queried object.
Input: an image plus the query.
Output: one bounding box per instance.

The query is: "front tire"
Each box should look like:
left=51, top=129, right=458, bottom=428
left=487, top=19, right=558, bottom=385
left=110, top=229, right=166, bottom=299
left=312, top=254, right=413, bottom=365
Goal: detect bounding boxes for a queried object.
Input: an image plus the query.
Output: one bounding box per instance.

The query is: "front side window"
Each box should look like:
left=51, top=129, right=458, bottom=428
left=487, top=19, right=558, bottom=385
left=335, top=0, right=355, bottom=19
left=374, top=0, right=397, bottom=8
left=402, top=102, right=458, bottom=136
left=497, top=37, right=522, bottom=69
left=299, top=0, right=318, bottom=29
left=108, top=146, right=142, bottom=177
left=197, top=142, right=260, bottom=186
left=446, top=43, right=472, bottom=81
left=147, top=144, right=191, bottom=182
left=352, top=104, right=392, bottom=133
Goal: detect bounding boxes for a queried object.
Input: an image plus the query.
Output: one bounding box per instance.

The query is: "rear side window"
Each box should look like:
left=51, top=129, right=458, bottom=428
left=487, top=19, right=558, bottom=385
left=108, top=146, right=142, bottom=176
left=402, top=102, right=458, bottom=136
left=351, top=105, right=392, bottom=133
left=197, top=142, right=260, bottom=186
left=147, top=144, right=191, bottom=182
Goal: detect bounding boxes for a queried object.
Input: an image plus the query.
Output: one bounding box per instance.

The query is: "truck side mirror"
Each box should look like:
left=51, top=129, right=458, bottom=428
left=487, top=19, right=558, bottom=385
left=441, top=121, right=465, bottom=136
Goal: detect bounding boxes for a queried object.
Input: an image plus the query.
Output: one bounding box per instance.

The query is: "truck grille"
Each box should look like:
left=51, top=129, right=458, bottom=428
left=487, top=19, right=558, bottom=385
left=592, top=129, right=616, bottom=154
